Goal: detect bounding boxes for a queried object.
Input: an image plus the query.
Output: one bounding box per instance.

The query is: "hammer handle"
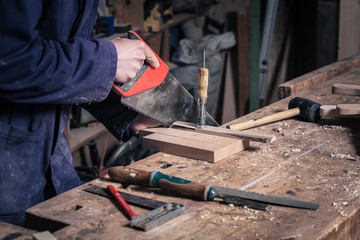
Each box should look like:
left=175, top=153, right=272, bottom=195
left=108, top=166, right=210, bottom=201
left=227, top=108, right=300, bottom=130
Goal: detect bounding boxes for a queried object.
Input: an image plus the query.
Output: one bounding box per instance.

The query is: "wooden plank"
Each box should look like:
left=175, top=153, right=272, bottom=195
left=278, top=54, right=360, bottom=99
left=33, top=231, right=57, bottom=240
left=141, top=128, right=241, bottom=146
left=0, top=222, right=38, bottom=240
left=332, top=83, right=360, bottom=96
left=171, top=121, right=276, bottom=143
left=140, top=128, right=248, bottom=163
left=320, top=105, right=360, bottom=119
left=337, top=104, right=360, bottom=115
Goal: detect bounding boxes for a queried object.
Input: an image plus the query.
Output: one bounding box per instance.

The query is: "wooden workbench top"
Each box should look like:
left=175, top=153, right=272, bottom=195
left=22, top=58, right=360, bottom=240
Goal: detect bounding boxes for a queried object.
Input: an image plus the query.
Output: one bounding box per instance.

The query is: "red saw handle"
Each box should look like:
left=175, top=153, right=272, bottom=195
left=112, top=31, right=169, bottom=97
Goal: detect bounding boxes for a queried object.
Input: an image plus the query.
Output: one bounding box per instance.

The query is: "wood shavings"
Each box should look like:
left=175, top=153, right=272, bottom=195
left=280, top=234, right=302, bottom=240
left=345, top=156, right=358, bottom=161
left=321, top=125, right=345, bottom=130
left=330, top=152, right=353, bottom=159
left=332, top=201, right=351, bottom=218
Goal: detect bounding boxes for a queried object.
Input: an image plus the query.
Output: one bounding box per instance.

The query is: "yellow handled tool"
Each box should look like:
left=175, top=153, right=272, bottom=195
left=197, top=50, right=209, bottom=128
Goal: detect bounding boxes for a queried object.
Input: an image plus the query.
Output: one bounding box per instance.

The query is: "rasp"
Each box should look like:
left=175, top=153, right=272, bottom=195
left=108, top=167, right=319, bottom=211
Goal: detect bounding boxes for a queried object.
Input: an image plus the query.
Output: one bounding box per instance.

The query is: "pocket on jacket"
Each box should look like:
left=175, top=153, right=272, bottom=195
left=0, top=121, right=42, bottom=173
left=0, top=122, right=44, bottom=217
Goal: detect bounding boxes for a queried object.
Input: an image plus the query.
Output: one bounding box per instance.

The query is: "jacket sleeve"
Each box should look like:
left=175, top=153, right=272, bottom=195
left=0, top=0, right=117, bottom=104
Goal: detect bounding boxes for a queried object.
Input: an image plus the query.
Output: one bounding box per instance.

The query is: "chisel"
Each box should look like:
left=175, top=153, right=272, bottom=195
left=108, top=167, right=319, bottom=211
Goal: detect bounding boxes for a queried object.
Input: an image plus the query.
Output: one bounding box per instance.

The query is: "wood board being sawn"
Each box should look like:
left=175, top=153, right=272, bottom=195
left=139, top=127, right=250, bottom=163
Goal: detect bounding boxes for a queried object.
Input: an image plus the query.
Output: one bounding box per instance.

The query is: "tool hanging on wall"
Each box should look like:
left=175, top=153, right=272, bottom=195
left=108, top=167, right=319, bottom=211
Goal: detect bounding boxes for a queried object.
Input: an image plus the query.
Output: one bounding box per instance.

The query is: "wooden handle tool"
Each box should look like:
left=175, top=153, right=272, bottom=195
left=108, top=166, right=211, bottom=200
left=227, top=97, right=322, bottom=131
left=227, top=108, right=300, bottom=130
left=197, top=50, right=209, bottom=128
left=108, top=166, right=319, bottom=211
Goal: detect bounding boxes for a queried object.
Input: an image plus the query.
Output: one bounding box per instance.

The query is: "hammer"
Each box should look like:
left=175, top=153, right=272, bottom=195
left=227, top=97, right=360, bottom=131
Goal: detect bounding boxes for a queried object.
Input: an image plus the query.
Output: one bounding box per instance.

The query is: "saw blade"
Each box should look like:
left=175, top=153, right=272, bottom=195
left=121, top=72, right=219, bottom=127
left=211, top=186, right=319, bottom=210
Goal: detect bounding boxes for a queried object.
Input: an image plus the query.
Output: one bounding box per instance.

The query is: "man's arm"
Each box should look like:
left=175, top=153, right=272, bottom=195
left=0, top=1, right=116, bottom=104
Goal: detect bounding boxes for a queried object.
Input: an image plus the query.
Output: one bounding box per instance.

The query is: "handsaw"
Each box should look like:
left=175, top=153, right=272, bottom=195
left=108, top=167, right=320, bottom=211
left=112, top=31, right=219, bottom=127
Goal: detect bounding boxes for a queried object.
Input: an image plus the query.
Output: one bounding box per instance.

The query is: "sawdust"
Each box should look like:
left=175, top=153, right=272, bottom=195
left=321, top=125, right=346, bottom=130
left=329, top=151, right=358, bottom=161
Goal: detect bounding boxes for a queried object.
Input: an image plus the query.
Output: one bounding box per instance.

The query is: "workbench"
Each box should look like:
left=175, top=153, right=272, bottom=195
left=2, top=56, right=359, bottom=240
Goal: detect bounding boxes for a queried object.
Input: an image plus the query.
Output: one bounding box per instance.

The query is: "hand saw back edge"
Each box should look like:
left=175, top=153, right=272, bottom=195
left=112, top=31, right=169, bottom=97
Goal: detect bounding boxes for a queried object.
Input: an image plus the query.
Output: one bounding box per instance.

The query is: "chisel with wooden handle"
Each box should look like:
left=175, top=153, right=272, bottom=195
left=108, top=166, right=319, bottom=211
left=197, top=50, right=209, bottom=128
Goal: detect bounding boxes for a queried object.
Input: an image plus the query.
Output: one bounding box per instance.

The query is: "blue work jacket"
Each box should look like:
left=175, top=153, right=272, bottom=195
left=0, top=0, right=137, bottom=226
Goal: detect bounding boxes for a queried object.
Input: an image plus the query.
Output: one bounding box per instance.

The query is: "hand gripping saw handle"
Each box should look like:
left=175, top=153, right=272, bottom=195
left=112, top=31, right=169, bottom=97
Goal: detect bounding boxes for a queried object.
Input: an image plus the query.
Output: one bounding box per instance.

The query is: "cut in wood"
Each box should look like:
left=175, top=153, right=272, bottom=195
left=171, top=121, right=276, bottom=143
left=139, top=128, right=250, bottom=163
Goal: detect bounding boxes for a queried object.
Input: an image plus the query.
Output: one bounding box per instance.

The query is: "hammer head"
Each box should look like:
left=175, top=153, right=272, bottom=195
left=288, top=97, right=321, bottom=122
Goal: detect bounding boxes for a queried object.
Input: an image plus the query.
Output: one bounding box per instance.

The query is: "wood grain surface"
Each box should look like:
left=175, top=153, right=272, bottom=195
left=22, top=62, right=360, bottom=240
left=139, top=127, right=249, bottom=163
left=278, top=54, right=360, bottom=99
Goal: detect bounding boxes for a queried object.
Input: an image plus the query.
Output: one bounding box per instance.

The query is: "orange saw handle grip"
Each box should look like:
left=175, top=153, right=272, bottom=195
left=112, top=31, right=169, bottom=97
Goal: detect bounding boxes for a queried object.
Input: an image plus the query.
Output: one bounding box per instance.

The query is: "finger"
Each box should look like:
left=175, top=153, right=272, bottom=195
left=144, top=47, right=160, bottom=68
